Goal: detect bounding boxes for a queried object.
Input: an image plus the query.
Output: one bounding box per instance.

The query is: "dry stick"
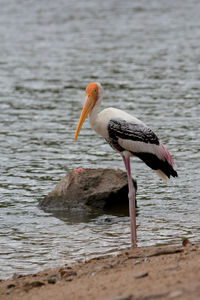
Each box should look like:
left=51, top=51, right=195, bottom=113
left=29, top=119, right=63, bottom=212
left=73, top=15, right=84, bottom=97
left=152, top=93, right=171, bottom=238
left=120, top=248, right=184, bottom=264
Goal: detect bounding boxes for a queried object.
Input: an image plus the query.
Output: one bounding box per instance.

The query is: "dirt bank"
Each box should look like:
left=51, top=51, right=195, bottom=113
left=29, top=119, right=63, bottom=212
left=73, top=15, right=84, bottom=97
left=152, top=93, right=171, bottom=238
left=1, top=240, right=200, bottom=300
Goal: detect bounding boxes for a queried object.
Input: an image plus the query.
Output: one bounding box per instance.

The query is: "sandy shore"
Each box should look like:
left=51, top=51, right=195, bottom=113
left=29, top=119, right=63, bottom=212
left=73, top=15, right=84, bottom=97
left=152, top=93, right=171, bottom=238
left=1, top=240, right=200, bottom=300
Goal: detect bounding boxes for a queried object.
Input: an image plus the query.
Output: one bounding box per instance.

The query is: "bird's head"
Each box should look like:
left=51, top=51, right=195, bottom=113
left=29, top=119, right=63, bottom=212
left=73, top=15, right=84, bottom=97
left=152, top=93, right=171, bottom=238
left=74, top=82, right=103, bottom=141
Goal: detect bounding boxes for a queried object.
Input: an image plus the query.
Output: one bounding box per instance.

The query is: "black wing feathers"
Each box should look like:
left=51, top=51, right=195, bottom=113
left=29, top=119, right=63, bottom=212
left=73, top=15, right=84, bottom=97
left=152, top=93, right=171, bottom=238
left=107, top=119, right=177, bottom=179
left=134, top=152, right=178, bottom=178
left=108, top=119, right=159, bottom=145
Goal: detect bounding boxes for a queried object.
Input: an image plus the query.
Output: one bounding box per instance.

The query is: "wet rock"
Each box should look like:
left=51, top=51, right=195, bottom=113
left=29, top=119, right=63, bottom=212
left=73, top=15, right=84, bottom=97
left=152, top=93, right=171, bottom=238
left=40, top=168, right=137, bottom=212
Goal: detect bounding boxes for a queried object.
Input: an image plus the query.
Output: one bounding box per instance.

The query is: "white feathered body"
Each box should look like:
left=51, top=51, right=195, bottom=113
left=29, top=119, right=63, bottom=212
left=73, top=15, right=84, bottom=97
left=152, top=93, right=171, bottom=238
left=89, top=105, right=177, bottom=182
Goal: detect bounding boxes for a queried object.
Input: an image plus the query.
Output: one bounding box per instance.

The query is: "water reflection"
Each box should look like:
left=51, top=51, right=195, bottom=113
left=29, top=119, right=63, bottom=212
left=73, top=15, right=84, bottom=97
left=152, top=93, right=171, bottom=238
left=43, top=205, right=130, bottom=225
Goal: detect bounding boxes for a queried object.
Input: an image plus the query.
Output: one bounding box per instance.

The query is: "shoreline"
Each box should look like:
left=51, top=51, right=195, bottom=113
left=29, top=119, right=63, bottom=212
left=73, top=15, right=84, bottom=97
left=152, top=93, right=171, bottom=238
left=1, top=240, right=200, bottom=300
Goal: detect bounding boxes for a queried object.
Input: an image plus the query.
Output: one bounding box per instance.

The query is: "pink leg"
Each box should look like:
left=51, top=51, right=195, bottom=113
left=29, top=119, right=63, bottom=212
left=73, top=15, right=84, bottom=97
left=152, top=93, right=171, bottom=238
left=122, top=155, right=137, bottom=248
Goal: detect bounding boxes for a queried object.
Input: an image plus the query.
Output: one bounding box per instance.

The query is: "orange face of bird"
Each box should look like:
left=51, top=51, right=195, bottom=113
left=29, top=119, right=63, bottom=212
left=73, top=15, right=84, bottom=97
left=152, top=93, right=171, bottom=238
left=74, top=83, right=98, bottom=141
left=85, top=83, right=98, bottom=101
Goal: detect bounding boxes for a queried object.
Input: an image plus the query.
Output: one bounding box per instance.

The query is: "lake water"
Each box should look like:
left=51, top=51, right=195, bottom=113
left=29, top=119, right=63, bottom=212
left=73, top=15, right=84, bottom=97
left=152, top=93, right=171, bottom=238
left=0, top=0, right=199, bottom=279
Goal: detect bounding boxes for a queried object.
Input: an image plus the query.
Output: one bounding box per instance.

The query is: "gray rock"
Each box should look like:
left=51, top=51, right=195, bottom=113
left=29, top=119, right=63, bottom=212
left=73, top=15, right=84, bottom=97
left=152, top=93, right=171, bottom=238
left=40, top=168, right=137, bottom=212
left=133, top=271, right=148, bottom=279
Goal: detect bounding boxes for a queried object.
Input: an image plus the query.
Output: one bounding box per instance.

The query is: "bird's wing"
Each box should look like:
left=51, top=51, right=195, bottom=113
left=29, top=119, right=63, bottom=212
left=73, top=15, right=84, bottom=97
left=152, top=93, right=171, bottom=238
left=107, top=119, right=177, bottom=180
left=108, top=119, right=160, bottom=147
left=107, top=118, right=165, bottom=158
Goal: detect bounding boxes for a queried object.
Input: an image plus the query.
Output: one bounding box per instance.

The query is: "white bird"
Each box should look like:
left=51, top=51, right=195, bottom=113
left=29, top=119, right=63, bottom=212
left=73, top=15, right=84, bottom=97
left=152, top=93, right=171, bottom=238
left=74, top=82, right=178, bottom=247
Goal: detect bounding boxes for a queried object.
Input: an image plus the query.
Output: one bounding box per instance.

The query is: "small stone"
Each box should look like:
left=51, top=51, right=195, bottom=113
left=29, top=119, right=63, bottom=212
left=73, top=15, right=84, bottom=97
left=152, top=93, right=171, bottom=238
left=61, top=270, right=77, bottom=278
left=23, top=281, right=45, bottom=292
left=59, top=267, right=72, bottom=276
left=12, top=273, right=24, bottom=280
left=47, top=277, right=57, bottom=284
left=169, top=290, right=183, bottom=298
left=133, top=260, right=141, bottom=265
left=182, top=238, right=192, bottom=247
left=31, top=281, right=45, bottom=287
left=60, top=270, right=66, bottom=277
left=7, top=283, right=16, bottom=289
left=65, top=277, right=73, bottom=282
left=133, top=271, right=148, bottom=279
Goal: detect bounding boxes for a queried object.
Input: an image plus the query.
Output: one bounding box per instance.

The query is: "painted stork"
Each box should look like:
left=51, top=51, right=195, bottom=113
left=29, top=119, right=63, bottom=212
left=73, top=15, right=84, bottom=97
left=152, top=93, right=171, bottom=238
left=74, top=82, right=178, bottom=247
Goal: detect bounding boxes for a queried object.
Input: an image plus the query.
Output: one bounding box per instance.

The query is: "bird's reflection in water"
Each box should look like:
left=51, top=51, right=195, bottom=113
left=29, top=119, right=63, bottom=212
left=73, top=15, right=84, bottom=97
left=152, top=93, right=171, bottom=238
left=43, top=202, right=140, bottom=225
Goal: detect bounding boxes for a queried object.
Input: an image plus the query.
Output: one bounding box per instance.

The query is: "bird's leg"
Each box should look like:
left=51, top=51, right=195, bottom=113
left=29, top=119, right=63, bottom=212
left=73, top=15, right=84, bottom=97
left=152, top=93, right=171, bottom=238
left=122, top=155, right=137, bottom=248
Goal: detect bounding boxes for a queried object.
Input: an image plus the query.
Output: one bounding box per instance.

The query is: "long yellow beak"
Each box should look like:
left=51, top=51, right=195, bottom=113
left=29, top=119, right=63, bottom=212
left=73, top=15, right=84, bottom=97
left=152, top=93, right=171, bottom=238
left=74, top=96, right=95, bottom=141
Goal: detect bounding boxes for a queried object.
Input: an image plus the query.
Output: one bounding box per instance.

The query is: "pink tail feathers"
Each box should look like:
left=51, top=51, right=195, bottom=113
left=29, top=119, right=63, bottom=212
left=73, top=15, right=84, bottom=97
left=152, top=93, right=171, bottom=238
left=161, top=143, right=174, bottom=168
left=154, top=143, right=177, bottom=182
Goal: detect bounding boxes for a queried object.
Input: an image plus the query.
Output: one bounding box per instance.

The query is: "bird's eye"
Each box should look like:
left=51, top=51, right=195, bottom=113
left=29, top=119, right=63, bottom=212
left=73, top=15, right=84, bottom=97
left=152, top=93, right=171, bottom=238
left=94, top=89, right=97, bottom=93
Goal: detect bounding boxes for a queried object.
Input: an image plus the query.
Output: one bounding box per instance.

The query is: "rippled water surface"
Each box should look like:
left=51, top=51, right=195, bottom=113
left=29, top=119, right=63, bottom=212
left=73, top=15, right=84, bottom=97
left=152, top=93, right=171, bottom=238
left=0, top=0, right=200, bottom=278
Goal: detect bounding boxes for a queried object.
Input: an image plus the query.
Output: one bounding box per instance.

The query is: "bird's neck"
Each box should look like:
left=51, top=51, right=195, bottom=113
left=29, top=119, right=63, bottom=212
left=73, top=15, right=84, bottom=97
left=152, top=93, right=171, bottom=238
left=89, top=99, right=100, bottom=126
left=88, top=96, right=102, bottom=134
